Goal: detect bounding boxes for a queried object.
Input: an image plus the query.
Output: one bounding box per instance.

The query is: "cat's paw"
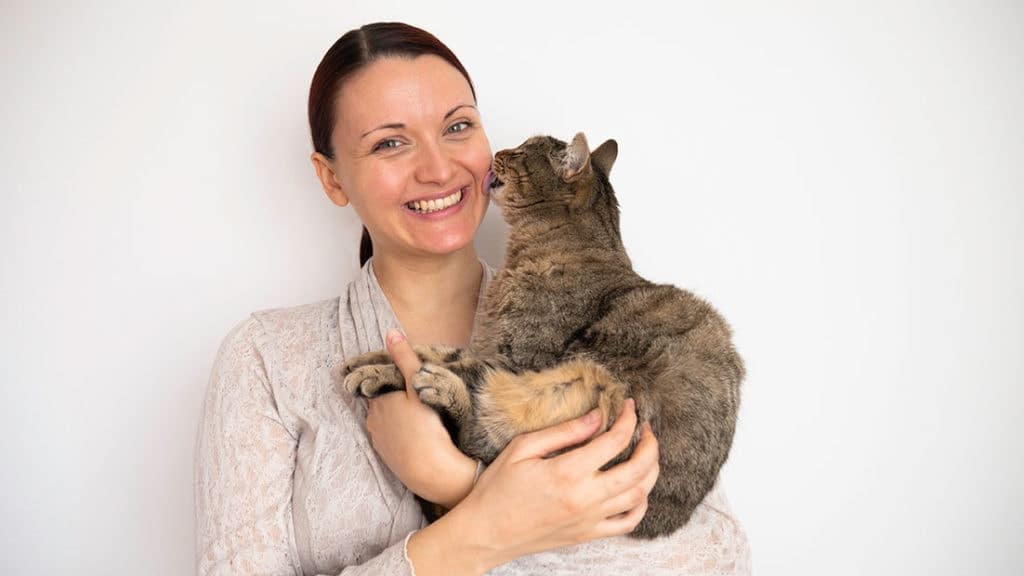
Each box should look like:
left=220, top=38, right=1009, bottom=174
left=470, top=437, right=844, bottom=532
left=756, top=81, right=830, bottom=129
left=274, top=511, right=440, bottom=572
left=412, top=363, right=465, bottom=412
left=344, top=364, right=405, bottom=398
left=342, top=350, right=395, bottom=377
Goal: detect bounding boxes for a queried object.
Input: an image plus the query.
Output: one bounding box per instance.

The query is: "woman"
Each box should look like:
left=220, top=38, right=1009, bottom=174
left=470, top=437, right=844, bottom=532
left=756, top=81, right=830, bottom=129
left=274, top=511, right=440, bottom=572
left=194, top=22, right=749, bottom=575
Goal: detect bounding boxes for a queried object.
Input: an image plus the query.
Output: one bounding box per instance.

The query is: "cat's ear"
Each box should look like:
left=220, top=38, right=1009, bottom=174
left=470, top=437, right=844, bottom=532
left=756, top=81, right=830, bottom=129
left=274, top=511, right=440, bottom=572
left=592, top=139, right=618, bottom=176
left=561, top=132, right=591, bottom=182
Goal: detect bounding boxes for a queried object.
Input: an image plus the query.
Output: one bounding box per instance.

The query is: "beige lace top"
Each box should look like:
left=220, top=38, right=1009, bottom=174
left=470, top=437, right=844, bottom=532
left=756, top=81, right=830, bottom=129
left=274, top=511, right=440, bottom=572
left=194, top=258, right=751, bottom=575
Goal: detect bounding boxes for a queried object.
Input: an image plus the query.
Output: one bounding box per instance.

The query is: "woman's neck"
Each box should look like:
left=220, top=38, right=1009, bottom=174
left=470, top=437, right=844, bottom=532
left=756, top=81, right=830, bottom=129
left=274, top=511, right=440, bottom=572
left=371, top=246, right=483, bottom=348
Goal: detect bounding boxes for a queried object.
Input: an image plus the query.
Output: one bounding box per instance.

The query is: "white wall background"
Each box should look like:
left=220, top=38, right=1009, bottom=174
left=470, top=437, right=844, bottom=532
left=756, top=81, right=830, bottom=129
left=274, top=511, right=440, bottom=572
left=2, top=1, right=1021, bottom=574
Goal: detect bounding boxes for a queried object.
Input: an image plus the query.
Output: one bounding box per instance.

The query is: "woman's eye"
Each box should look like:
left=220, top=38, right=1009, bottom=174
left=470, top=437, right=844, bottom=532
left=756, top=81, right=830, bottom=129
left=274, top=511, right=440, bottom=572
left=372, top=139, right=402, bottom=152
left=447, top=120, right=472, bottom=134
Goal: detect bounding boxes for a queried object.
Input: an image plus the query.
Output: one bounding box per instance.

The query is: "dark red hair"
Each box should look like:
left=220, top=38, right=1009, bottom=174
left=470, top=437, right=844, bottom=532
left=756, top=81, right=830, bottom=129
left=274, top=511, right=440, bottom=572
left=308, top=22, right=477, bottom=267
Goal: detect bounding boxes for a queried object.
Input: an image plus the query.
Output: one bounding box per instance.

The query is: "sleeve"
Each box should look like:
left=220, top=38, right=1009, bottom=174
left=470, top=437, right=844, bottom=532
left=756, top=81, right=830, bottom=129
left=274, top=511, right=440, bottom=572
left=194, top=316, right=419, bottom=576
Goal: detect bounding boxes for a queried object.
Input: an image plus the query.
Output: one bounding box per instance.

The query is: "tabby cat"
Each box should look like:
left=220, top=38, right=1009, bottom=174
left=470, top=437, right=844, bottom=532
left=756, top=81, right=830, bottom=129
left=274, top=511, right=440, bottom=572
left=343, top=133, right=744, bottom=538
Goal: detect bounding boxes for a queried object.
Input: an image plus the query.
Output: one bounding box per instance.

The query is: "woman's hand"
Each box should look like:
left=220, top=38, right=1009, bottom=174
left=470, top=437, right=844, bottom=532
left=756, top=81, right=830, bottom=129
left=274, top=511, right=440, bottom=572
left=364, top=330, right=478, bottom=509
left=374, top=330, right=660, bottom=573
left=443, top=394, right=661, bottom=572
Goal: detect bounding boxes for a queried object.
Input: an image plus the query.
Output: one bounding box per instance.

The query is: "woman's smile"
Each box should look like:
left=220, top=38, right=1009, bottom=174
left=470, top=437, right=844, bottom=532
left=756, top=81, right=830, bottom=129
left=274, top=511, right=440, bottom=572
left=403, top=183, right=471, bottom=218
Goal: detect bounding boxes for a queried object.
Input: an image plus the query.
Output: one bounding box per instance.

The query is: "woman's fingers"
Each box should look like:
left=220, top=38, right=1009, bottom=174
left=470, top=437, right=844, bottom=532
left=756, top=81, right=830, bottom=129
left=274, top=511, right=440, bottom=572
left=595, top=495, right=649, bottom=538
left=595, top=424, right=660, bottom=518
left=385, top=329, right=423, bottom=401
left=595, top=421, right=660, bottom=501
left=555, top=398, right=637, bottom=474
left=503, top=407, right=604, bottom=462
left=595, top=427, right=657, bottom=538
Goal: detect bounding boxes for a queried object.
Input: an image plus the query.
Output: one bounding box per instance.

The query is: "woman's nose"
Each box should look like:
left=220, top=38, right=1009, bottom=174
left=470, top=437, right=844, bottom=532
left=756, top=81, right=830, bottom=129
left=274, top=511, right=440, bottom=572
left=414, top=140, right=454, bottom=185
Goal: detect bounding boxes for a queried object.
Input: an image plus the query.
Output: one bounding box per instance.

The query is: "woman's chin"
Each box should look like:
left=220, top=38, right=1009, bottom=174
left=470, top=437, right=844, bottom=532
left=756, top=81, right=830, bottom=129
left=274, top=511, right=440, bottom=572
left=402, top=199, right=485, bottom=256
left=406, top=227, right=477, bottom=257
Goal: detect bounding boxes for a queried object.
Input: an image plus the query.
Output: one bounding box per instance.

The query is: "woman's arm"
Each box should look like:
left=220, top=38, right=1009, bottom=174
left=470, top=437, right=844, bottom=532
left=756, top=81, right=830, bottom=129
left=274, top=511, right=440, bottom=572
left=378, top=333, right=661, bottom=575
left=402, top=400, right=659, bottom=575
left=194, top=317, right=421, bottom=576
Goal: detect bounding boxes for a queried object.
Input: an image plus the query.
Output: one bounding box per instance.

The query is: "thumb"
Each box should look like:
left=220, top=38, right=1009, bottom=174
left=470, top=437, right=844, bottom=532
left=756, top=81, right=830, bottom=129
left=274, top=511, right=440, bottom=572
left=508, top=407, right=603, bottom=461
left=385, top=329, right=422, bottom=401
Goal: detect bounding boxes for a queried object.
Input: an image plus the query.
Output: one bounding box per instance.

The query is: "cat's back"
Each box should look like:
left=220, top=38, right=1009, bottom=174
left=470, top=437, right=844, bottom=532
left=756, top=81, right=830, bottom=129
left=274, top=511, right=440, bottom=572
left=605, top=279, right=725, bottom=333
left=569, top=276, right=737, bottom=365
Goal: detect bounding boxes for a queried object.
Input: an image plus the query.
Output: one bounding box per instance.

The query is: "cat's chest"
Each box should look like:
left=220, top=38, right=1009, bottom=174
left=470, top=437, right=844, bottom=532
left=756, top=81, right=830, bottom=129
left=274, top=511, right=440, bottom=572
left=484, top=278, right=596, bottom=367
left=499, top=275, right=584, bottom=324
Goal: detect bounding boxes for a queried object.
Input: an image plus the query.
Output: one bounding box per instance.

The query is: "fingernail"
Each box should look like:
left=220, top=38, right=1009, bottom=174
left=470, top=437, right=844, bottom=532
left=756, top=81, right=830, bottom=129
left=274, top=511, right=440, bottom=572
left=584, top=409, right=601, bottom=425
left=386, top=329, right=405, bottom=345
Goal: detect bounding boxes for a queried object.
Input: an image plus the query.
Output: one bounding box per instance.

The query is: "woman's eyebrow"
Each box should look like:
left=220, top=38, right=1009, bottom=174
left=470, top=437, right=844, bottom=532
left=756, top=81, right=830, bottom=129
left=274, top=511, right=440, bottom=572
left=443, top=103, right=477, bottom=120
left=361, top=123, right=404, bottom=140
left=360, top=104, right=477, bottom=140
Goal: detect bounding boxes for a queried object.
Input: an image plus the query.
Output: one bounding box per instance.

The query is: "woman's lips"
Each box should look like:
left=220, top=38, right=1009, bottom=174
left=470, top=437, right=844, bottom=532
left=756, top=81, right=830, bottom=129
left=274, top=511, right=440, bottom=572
left=402, top=185, right=469, bottom=219
left=401, top=170, right=501, bottom=219
left=404, top=183, right=469, bottom=205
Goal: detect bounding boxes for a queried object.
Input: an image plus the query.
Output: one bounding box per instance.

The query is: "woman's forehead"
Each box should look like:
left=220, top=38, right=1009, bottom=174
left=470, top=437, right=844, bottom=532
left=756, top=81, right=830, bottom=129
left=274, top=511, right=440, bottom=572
left=334, top=55, right=475, bottom=140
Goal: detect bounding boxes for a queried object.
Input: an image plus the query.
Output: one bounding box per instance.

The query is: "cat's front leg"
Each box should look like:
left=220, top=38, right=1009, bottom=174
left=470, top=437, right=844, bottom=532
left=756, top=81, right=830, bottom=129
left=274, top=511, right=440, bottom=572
left=342, top=344, right=464, bottom=399
left=343, top=344, right=463, bottom=376
left=410, top=361, right=474, bottom=433
left=464, top=358, right=633, bottom=465
left=342, top=350, right=394, bottom=374
left=343, top=363, right=404, bottom=398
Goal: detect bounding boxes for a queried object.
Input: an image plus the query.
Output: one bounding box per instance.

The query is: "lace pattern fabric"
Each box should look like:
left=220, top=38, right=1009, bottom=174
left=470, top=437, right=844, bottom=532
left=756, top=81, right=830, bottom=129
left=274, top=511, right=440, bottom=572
left=194, top=258, right=750, bottom=575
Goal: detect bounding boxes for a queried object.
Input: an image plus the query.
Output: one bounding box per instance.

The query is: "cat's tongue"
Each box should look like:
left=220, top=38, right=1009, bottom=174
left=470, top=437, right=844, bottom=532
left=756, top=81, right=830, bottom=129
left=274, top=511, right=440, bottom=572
left=485, top=170, right=504, bottom=195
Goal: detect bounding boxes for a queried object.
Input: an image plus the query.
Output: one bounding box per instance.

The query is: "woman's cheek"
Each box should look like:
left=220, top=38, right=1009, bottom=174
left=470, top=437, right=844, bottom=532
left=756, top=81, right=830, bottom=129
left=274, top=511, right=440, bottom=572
left=365, top=166, right=408, bottom=205
left=476, top=130, right=493, bottom=161
left=467, top=137, right=494, bottom=177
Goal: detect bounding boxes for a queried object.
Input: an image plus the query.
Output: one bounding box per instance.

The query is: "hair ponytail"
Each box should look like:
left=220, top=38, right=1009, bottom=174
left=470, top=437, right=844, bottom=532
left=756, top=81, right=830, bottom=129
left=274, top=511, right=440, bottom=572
left=359, top=226, right=373, bottom=267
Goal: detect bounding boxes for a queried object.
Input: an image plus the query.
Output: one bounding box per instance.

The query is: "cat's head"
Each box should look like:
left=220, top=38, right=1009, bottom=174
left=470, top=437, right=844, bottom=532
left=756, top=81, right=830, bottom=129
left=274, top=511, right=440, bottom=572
left=488, top=132, right=618, bottom=221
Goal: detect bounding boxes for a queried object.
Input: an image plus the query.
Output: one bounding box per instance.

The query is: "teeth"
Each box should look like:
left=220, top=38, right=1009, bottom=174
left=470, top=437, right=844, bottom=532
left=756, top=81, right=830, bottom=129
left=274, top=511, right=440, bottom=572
left=407, top=188, right=463, bottom=214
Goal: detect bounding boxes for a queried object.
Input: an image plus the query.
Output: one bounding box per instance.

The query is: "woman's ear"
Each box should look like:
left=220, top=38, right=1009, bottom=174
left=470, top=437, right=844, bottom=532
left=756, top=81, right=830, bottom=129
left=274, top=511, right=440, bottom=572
left=311, top=152, right=349, bottom=207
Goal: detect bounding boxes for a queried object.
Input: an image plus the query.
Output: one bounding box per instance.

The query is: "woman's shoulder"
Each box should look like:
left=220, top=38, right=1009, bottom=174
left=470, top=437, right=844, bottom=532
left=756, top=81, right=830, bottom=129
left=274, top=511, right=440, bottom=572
left=209, top=298, right=344, bottom=431
left=248, top=296, right=341, bottom=362
left=216, top=297, right=342, bottom=373
left=250, top=296, right=339, bottom=339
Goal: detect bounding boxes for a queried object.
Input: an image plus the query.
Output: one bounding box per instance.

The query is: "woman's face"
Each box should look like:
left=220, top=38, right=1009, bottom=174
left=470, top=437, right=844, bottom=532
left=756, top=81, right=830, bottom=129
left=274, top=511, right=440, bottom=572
left=314, top=55, right=493, bottom=260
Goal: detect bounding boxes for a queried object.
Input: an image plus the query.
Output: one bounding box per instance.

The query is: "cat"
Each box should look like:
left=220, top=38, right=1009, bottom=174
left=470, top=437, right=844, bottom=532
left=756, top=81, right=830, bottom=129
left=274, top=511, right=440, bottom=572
left=343, top=132, right=745, bottom=538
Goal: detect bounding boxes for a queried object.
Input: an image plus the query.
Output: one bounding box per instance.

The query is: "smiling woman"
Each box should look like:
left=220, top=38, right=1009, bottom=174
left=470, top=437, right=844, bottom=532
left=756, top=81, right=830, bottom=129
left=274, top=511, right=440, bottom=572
left=311, top=55, right=494, bottom=262
left=307, top=25, right=492, bottom=267
left=193, top=21, right=748, bottom=576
